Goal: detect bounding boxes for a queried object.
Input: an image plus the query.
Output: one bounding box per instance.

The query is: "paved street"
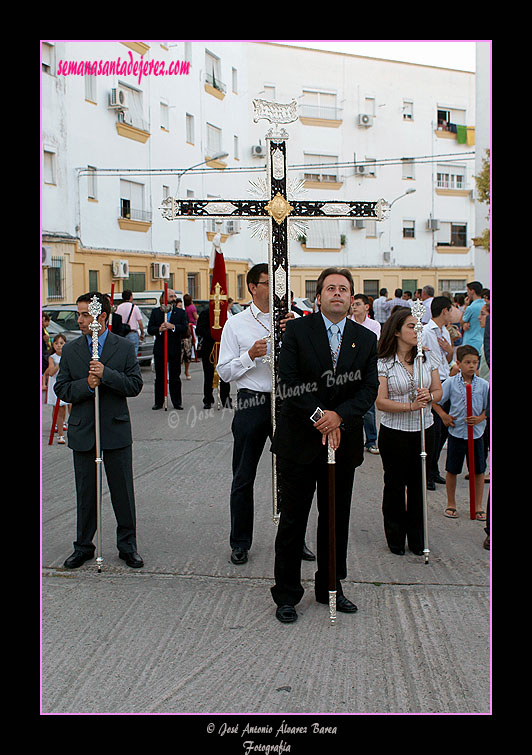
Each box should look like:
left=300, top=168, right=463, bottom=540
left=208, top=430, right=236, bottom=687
left=41, top=360, right=490, bottom=718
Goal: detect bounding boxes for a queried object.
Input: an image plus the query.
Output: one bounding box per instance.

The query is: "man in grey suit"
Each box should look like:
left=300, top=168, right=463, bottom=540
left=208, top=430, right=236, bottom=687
left=55, top=292, right=144, bottom=569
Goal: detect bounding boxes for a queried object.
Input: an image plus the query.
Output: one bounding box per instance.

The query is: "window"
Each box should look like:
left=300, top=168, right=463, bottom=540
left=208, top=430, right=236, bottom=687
left=437, top=164, right=466, bottom=189
left=205, top=50, right=225, bottom=92
left=363, top=280, right=379, bottom=298
left=123, top=272, right=146, bottom=291
left=44, top=150, right=56, bottom=184
left=437, top=106, right=466, bottom=130
left=402, top=279, right=417, bottom=294
left=237, top=274, right=245, bottom=300
left=305, top=280, right=317, bottom=300
left=47, top=257, right=64, bottom=299
left=364, top=97, right=375, bottom=116
left=42, top=43, right=54, bottom=74
left=118, top=83, right=148, bottom=131
left=160, top=102, right=169, bottom=130
left=89, top=270, right=99, bottom=291
left=403, top=220, right=415, bottom=239
left=436, top=222, right=468, bottom=247
left=403, top=100, right=414, bottom=120
left=232, top=67, right=238, bottom=93
left=304, top=153, right=339, bottom=183
left=87, top=166, right=97, bottom=200
left=184, top=42, right=192, bottom=63
left=402, top=158, right=415, bottom=180
left=451, top=224, right=467, bottom=246
left=365, top=220, right=377, bottom=237
left=301, top=90, right=340, bottom=120
left=304, top=220, right=341, bottom=249
left=263, top=85, right=276, bottom=100
left=120, top=179, right=150, bottom=221
left=438, top=279, right=466, bottom=294
left=186, top=113, right=194, bottom=144
left=206, top=123, right=222, bottom=155
left=85, top=74, right=97, bottom=102
left=162, top=185, right=170, bottom=199
left=187, top=273, right=199, bottom=299
left=234, top=135, right=239, bottom=160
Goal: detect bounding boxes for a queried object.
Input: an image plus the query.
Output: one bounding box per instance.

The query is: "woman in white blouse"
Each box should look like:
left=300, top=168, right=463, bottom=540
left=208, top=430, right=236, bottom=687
left=376, top=308, right=442, bottom=555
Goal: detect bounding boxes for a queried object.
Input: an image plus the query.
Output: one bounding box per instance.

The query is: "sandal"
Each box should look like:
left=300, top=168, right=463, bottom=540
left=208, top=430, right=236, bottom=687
left=444, top=508, right=458, bottom=518
left=475, top=510, right=486, bottom=521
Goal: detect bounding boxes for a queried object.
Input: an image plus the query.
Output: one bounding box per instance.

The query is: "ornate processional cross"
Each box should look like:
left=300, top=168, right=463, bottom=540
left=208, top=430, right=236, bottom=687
left=160, top=98, right=389, bottom=522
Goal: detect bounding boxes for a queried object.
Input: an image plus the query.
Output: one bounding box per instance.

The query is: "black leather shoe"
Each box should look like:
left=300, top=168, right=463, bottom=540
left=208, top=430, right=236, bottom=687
left=434, top=474, right=446, bottom=484
left=409, top=547, right=424, bottom=556
left=275, top=605, right=298, bottom=623
left=119, top=550, right=144, bottom=568
left=203, top=402, right=213, bottom=409
left=152, top=404, right=163, bottom=410
left=389, top=546, right=405, bottom=555
left=64, top=551, right=93, bottom=569
left=427, top=480, right=436, bottom=491
left=316, top=594, right=358, bottom=613
left=230, top=547, right=248, bottom=565
left=173, top=404, right=183, bottom=410
left=301, top=542, right=316, bottom=561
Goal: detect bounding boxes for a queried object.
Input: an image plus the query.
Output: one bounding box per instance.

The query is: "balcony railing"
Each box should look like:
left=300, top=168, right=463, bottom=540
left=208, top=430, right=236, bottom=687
left=300, top=104, right=343, bottom=121
left=204, top=72, right=226, bottom=94
left=118, top=207, right=152, bottom=223
left=117, top=111, right=150, bottom=133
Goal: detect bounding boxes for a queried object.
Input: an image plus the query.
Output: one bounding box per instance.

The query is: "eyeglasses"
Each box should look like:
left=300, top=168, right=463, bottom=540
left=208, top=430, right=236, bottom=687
left=255, top=280, right=269, bottom=286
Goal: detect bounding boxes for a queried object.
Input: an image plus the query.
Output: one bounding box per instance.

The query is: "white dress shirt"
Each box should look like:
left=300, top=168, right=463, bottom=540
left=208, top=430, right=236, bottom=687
left=216, top=302, right=272, bottom=392
left=378, top=354, right=438, bottom=432
left=422, top=320, right=451, bottom=382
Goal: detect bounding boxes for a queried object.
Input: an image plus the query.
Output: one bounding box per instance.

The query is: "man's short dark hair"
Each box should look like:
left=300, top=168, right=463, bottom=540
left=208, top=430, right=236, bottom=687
left=379, top=288, right=388, bottom=296
left=394, top=288, right=402, bottom=298
left=247, top=263, right=268, bottom=293
left=122, top=289, right=133, bottom=301
left=316, top=267, right=354, bottom=296
left=354, top=293, right=369, bottom=305
left=467, top=281, right=483, bottom=296
left=76, top=292, right=111, bottom=321
left=431, top=296, right=452, bottom=318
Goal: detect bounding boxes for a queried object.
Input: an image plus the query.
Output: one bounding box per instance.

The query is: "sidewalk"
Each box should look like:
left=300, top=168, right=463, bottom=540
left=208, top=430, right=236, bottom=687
left=41, top=361, right=490, bottom=716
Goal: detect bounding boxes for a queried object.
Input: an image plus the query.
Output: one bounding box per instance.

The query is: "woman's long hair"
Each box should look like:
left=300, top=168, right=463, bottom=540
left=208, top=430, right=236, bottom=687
left=377, top=306, right=424, bottom=365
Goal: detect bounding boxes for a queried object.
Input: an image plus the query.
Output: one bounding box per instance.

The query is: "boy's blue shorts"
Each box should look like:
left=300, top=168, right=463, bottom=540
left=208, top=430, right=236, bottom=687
left=445, top=434, right=486, bottom=475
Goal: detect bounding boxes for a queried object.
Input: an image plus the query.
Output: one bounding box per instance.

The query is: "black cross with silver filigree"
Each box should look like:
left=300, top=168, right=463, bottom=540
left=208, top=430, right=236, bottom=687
left=160, top=98, right=389, bottom=521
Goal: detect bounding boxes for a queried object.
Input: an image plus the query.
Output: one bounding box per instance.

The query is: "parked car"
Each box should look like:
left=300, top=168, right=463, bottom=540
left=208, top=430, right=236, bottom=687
left=45, top=318, right=82, bottom=343
left=292, top=297, right=314, bottom=314
left=42, top=304, right=154, bottom=366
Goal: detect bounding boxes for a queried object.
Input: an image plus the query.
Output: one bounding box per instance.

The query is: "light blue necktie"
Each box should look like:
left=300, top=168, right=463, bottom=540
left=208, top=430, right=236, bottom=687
left=329, top=324, right=341, bottom=367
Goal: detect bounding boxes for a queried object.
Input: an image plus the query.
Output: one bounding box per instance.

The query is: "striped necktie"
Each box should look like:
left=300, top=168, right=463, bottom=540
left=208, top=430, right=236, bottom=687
left=329, top=324, right=341, bottom=369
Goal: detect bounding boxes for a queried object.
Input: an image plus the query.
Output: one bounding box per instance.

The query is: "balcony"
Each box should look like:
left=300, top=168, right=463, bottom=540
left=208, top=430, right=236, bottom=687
left=116, top=111, right=151, bottom=143
left=117, top=206, right=152, bottom=232
left=302, top=171, right=344, bottom=191
left=299, top=104, right=343, bottom=128
left=204, top=72, right=226, bottom=100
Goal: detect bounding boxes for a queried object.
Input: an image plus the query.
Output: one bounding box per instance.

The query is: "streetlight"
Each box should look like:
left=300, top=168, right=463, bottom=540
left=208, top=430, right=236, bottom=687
left=390, top=187, right=416, bottom=207
left=174, top=151, right=229, bottom=196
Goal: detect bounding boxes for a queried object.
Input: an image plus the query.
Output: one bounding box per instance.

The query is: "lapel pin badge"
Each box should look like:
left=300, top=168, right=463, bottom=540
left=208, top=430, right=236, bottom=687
left=351, top=342, right=356, bottom=348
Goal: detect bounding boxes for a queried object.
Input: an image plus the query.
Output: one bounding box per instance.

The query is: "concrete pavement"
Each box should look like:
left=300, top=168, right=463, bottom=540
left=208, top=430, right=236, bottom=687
left=41, top=360, right=490, bottom=717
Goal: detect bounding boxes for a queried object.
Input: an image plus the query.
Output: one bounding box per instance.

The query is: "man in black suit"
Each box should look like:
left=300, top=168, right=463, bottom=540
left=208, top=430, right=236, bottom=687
left=147, top=289, right=189, bottom=410
left=54, top=292, right=144, bottom=569
left=270, top=268, right=379, bottom=623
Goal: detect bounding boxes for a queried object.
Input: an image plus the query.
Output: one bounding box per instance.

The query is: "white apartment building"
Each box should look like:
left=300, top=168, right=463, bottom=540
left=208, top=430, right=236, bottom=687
left=41, top=40, right=484, bottom=305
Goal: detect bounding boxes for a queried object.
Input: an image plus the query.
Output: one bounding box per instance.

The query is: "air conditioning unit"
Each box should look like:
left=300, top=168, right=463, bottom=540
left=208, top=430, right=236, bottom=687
left=251, top=144, right=266, bottom=157
left=427, top=219, right=440, bottom=231
left=152, top=262, right=170, bottom=280
left=112, top=259, right=129, bottom=278
left=356, top=165, right=368, bottom=175
left=383, top=251, right=391, bottom=262
left=353, top=219, right=366, bottom=229
left=358, top=113, right=373, bottom=127
left=109, top=88, right=128, bottom=109
left=42, top=246, right=53, bottom=267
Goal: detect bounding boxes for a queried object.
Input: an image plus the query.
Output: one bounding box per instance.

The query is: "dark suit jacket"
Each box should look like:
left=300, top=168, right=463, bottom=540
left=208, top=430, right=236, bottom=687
left=271, top=313, right=379, bottom=467
left=54, top=331, right=143, bottom=452
left=148, top=305, right=189, bottom=358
